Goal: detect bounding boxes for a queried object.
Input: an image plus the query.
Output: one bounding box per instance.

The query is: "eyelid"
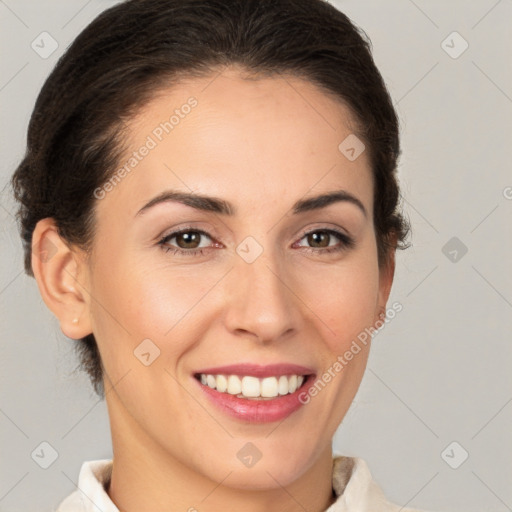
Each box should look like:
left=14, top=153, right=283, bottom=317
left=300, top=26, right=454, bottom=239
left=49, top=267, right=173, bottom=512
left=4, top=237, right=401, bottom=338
left=158, top=223, right=221, bottom=242
left=295, top=223, right=352, bottom=242
left=159, top=226, right=219, bottom=246
left=293, top=227, right=355, bottom=251
left=157, top=223, right=354, bottom=256
left=158, top=223, right=351, bottom=244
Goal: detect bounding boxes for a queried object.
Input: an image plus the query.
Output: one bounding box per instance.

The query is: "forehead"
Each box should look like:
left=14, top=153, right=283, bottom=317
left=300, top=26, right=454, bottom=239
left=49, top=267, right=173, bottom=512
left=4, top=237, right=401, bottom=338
left=96, top=68, right=373, bottom=220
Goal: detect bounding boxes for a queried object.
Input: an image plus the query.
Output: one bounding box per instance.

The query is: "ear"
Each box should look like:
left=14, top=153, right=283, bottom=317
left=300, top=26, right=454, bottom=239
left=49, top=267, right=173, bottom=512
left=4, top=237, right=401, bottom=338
left=375, top=237, right=396, bottom=322
left=31, top=218, right=93, bottom=340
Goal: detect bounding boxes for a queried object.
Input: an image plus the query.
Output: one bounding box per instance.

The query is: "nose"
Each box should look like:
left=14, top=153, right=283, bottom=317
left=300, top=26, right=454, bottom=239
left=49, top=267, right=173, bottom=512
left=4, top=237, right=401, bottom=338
left=223, top=248, right=300, bottom=344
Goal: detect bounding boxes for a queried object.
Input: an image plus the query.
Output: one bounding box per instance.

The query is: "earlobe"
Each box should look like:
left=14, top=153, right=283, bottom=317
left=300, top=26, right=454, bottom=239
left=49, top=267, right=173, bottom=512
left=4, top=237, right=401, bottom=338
left=31, top=218, right=93, bottom=340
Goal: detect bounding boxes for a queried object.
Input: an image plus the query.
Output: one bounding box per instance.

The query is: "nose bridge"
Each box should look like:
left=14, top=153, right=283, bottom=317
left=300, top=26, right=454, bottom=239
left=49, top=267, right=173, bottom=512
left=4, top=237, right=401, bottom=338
left=224, top=241, right=299, bottom=342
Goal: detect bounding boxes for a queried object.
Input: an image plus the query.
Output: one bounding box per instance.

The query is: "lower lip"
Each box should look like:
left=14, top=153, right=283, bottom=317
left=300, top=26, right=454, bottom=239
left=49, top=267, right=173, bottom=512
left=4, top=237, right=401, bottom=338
left=195, top=377, right=313, bottom=423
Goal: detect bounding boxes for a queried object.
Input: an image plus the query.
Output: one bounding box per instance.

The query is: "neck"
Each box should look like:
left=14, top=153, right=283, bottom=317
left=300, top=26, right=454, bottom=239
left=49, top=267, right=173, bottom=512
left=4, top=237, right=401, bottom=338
left=106, top=398, right=336, bottom=512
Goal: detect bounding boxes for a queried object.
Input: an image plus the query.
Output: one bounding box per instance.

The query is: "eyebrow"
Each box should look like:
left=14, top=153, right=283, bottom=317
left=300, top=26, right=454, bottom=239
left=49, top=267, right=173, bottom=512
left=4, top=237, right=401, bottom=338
left=135, top=189, right=367, bottom=218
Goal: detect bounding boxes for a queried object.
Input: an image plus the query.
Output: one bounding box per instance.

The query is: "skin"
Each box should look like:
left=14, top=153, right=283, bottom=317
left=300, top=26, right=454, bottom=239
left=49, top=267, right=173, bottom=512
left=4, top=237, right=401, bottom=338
left=32, top=66, right=395, bottom=512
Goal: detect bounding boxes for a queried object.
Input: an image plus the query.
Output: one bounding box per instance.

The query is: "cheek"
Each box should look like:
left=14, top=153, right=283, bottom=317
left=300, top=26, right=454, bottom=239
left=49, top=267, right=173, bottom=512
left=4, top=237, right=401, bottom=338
left=125, top=263, right=227, bottom=340
left=297, top=255, right=380, bottom=353
left=88, top=247, right=225, bottom=365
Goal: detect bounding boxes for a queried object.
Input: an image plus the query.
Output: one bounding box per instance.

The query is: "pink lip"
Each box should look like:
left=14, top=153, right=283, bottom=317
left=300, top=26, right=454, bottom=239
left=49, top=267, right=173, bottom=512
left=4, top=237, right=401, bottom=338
left=192, top=364, right=316, bottom=423
left=194, top=363, right=315, bottom=378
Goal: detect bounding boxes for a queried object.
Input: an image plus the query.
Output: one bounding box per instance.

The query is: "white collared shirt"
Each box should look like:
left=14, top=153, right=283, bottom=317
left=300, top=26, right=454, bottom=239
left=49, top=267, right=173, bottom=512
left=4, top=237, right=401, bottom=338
left=55, top=456, right=427, bottom=511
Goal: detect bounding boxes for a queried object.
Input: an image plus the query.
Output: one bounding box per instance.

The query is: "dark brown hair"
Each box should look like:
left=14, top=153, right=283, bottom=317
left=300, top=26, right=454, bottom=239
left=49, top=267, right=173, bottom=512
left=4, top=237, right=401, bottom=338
left=11, top=0, right=410, bottom=398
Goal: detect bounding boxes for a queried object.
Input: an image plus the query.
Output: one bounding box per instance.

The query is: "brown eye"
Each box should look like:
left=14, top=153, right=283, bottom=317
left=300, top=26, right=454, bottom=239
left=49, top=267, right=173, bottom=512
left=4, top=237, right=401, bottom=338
left=174, top=231, right=202, bottom=249
left=306, top=231, right=331, bottom=248
left=159, top=229, right=214, bottom=254
left=295, top=228, right=355, bottom=254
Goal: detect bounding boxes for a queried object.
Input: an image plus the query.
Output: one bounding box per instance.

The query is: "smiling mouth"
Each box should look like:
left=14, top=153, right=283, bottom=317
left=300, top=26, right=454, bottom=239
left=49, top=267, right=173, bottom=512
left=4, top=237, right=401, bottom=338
left=194, top=373, right=311, bottom=400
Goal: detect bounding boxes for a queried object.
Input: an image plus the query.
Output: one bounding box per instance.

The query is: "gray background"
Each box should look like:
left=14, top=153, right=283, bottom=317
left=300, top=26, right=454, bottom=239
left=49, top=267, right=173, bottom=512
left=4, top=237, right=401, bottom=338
left=1, top=1, right=511, bottom=511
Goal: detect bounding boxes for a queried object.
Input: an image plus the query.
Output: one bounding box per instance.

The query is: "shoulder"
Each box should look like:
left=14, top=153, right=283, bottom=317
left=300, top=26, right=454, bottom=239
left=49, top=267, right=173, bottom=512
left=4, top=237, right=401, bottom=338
left=328, top=455, right=432, bottom=512
left=56, top=459, right=116, bottom=512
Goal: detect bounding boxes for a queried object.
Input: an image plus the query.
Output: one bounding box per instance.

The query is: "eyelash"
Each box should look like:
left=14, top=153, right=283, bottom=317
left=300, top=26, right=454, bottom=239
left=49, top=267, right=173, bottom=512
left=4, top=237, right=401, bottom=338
left=157, top=226, right=355, bottom=257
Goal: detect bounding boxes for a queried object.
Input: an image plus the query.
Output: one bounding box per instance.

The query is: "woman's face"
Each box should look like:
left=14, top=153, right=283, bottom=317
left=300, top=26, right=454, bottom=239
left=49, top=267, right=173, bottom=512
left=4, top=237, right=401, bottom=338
left=79, top=67, right=393, bottom=488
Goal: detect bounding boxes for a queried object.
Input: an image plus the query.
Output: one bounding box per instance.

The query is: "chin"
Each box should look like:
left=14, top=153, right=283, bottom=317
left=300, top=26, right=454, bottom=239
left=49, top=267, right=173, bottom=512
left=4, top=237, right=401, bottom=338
left=222, top=463, right=306, bottom=491
left=207, top=443, right=318, bottom=490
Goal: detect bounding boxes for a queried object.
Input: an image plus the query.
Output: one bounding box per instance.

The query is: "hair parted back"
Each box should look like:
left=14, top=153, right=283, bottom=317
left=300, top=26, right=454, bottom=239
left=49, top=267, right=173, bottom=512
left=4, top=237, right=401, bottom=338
left=11, top=0, right=410, bottom=398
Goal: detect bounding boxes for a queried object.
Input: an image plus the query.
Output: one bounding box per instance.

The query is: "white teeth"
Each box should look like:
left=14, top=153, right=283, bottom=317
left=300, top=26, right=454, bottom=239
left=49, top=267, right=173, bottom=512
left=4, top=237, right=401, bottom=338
left=198, top=373, right=307, bottom=399
left=288, top=375, right=298, bottom=393
left=261, top=377, right=278, bottom=398
left=278, top=375, right=289, bottom=395
left=206, top=374, right=216, bottom=389
left=242, top=376, right=260, bottom=397
left=227, top=375, right=242, bottom=395
left=216, top=374, right=227, bottom=393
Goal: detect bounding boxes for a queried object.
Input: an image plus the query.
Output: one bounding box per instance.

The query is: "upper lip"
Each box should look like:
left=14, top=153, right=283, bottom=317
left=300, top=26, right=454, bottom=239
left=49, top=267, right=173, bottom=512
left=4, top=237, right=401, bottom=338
left=194, top=363, right=315, bottom=378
